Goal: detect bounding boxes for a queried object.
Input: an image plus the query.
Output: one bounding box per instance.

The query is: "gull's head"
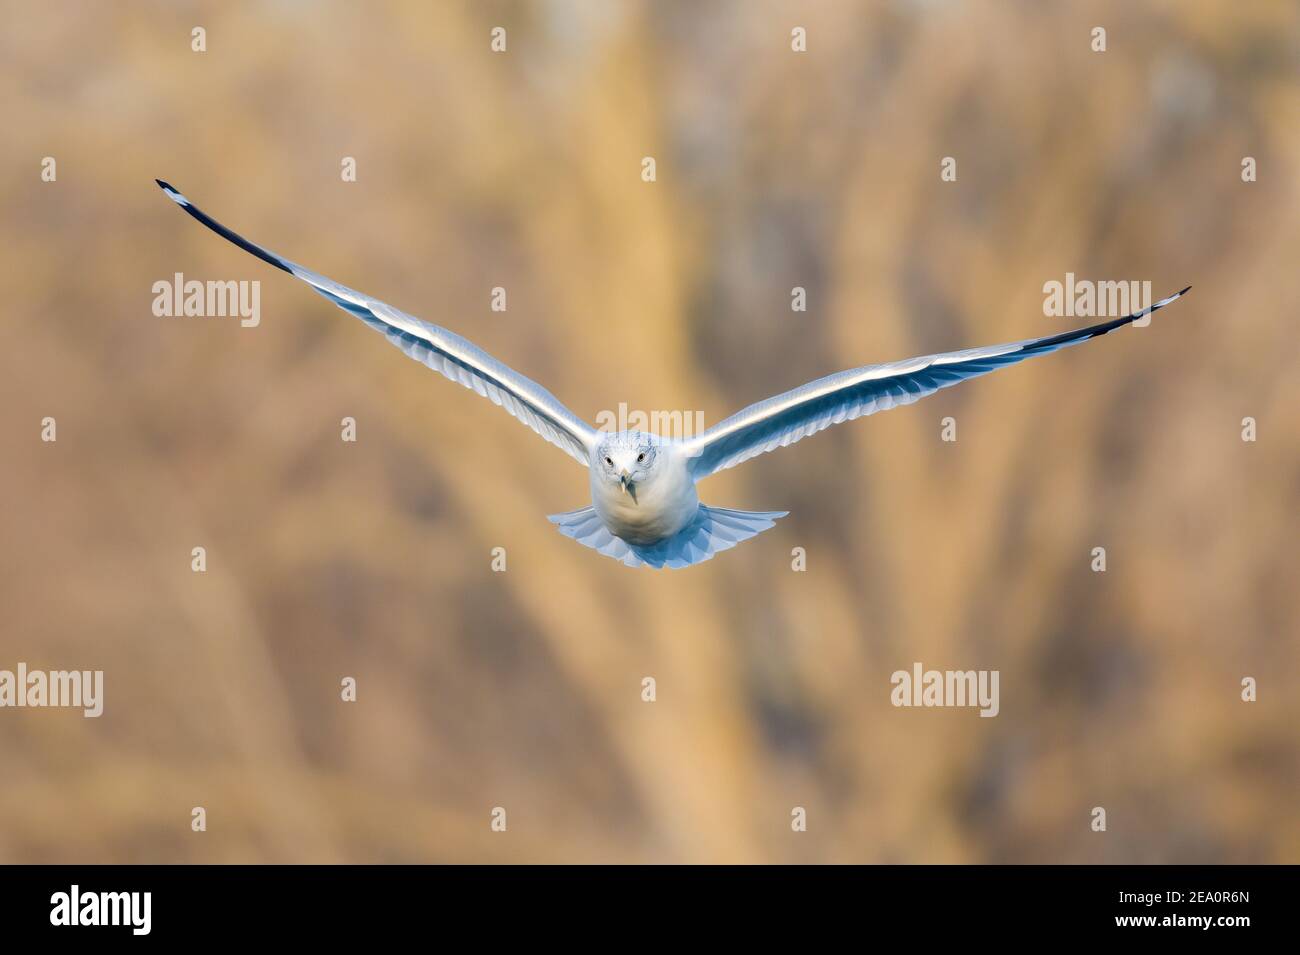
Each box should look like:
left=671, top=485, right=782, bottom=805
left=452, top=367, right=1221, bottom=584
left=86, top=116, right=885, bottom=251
left=596, top=432, right=660, bottom=502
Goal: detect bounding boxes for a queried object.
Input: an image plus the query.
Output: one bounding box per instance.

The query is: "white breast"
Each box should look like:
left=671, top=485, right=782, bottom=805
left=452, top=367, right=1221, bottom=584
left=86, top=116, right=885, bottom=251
left=590, top=447, right=699, bottom=546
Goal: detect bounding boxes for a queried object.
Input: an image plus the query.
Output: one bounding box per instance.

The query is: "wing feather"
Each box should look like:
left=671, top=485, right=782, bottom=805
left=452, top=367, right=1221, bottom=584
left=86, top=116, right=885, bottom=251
left=155, top=180, right=597, bottom=467
left=684, top=288, right=1190, bottom=478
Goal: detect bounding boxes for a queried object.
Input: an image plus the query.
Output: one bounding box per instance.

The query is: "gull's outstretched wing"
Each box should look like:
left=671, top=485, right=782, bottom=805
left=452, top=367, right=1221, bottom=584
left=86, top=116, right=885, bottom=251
left=683, top=287, right=1191, bottom=479
left=155, top=180, right=598, bottom=468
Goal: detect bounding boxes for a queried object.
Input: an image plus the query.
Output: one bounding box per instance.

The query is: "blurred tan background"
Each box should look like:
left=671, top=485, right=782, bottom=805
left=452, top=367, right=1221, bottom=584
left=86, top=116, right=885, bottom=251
left=1, top=0, right=1297, bottom=863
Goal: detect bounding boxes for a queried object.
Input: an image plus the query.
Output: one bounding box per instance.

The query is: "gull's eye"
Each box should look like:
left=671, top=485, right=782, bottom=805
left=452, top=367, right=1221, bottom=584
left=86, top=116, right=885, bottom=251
left=637, top=452, right=645, bottom=463
left=605, top=456, right=613, bottom=467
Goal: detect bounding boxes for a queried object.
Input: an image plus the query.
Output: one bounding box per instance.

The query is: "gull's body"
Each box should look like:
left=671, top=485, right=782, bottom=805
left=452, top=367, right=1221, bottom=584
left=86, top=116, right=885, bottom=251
left=588, top=432, right=699, bottom=546
left=157, top=180, right=1190, bottom=569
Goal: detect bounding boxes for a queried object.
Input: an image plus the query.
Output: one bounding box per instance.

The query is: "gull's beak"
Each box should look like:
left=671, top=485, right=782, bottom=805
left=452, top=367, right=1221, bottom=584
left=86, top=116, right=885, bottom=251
left=619, top=469, right=637, bottom=502
left=619, top=470, right=630, bottom=494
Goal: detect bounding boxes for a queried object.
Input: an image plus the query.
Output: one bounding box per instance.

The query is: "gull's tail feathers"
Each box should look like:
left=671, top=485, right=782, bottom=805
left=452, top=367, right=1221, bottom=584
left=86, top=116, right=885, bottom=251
left=547, top=505, right=788, bottom=569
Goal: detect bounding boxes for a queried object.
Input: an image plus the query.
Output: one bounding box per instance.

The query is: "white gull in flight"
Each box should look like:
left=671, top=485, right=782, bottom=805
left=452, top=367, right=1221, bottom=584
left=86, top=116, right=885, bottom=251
left=157, top=180, right=1190, bottom=569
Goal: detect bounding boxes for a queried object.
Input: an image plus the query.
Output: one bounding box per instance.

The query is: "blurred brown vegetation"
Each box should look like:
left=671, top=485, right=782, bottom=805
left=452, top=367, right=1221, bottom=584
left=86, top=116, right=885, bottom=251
left=0, top=0, right=1297, bottom=863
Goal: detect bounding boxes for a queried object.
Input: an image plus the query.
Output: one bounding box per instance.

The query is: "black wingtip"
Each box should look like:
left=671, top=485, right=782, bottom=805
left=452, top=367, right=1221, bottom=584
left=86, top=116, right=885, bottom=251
left=156, top=181, right=292, bottom=274
left=1179, top=284, right=1192, bottom=296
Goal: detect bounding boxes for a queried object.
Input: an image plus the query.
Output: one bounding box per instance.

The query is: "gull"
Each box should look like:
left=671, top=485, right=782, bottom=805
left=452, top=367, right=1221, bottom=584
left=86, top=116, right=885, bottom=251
left=156, top=180, right=1190, bottom=569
